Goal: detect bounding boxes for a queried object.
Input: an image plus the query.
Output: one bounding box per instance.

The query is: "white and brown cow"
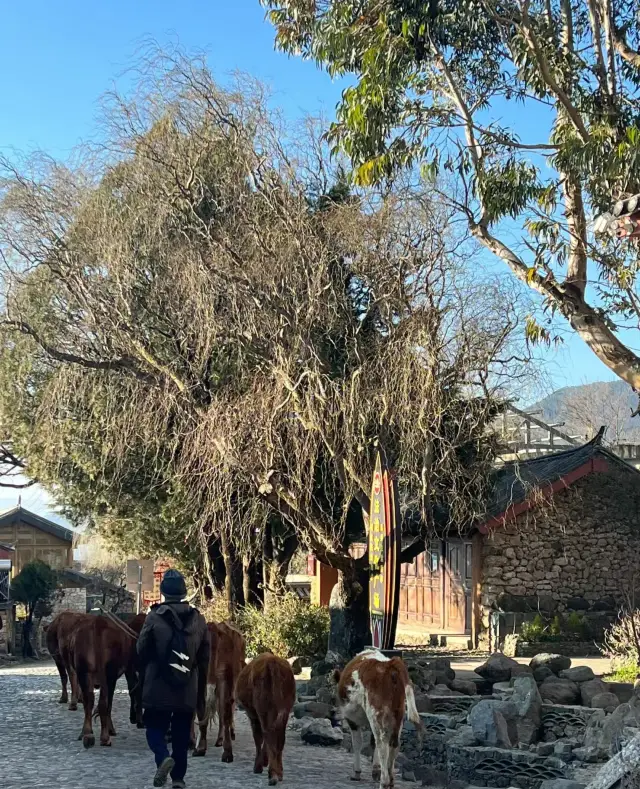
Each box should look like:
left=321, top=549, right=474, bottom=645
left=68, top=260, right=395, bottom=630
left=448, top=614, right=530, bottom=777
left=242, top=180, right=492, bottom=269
left=335, top=649, right=421, bottom=789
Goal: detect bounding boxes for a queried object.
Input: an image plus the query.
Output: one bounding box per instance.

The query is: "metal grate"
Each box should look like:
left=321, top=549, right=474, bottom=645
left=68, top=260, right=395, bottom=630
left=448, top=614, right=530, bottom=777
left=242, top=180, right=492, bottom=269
left=0, top=569, right=9, bottom=603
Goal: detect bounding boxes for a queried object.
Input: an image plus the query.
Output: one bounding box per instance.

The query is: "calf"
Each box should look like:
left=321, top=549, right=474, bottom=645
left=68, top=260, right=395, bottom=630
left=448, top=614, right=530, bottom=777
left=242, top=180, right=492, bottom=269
left=47, top=611, right=92, bottom=709
left=70, top=613, right=144, bottom=748
left=335, top=649, right=421, bottom=789
left=193, top=621, right=245, bottom=762
left=236, top=653, right=296, bottom=786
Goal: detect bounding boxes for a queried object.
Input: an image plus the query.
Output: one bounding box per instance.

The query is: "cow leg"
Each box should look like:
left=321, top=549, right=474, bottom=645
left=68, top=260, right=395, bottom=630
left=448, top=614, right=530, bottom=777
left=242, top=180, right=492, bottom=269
left=248, top=714, right=264, bottom=774
left=68, top=665, right=80, bottom=711
left=371, top=735, right=381, bottom=784
left=264, top=724, right=284, bottom=786
left=125, top=667, right=141, bottom=727
left=98, top=670, right=117, bottom=746
left=217, top=682, right=234, bottom=763
left=376, top=740, right=393, bottom=789
left=350, top=726, right=363, bottom=781
left=78, top=668, right=95, bottom=748
left=52, top=653, right=69, bottom=704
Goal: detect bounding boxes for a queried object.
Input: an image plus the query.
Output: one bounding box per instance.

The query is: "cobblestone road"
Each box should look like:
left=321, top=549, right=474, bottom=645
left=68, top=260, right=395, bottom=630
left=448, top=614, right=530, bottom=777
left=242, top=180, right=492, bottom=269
left=1, top=663, right=410, bottom=789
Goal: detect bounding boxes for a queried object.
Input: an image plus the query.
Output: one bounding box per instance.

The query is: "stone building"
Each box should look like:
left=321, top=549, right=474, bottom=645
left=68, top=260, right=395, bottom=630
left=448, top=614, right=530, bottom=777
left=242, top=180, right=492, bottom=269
left=311, top=433, right=640, bottom=650
left=398, top=435, right=640, bottom=648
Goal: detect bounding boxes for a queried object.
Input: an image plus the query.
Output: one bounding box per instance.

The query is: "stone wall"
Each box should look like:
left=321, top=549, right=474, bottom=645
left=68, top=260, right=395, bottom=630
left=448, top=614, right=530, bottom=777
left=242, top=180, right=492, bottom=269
left=480, top=462, right=640, bottom=634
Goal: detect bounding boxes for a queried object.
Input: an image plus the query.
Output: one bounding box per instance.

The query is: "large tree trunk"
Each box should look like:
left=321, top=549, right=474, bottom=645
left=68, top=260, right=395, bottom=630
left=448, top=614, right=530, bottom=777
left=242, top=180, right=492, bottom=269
left=242, top=554, right=264, bottom=608
left=327, top=564, right=369, bottom=660
left=220, top=530, right=244, bottom=611
left=263, top=521, right=298, bottom=611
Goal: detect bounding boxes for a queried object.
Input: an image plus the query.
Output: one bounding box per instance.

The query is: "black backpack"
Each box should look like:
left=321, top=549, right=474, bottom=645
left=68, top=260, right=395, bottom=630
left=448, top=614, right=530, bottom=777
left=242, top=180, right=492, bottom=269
left=162, top=613, right=194, bottom=688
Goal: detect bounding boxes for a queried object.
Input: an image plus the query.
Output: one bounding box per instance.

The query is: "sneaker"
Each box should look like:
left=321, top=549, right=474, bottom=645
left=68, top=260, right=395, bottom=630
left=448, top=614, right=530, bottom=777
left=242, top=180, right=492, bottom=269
left=153, top=757, right=175, bottom=787
left=172, top=782, right=186, bottom=789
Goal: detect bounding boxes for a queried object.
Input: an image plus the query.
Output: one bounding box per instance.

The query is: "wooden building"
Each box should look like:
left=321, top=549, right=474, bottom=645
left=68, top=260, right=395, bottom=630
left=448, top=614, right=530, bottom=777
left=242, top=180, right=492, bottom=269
left=0, top=506, right=73, bottom=576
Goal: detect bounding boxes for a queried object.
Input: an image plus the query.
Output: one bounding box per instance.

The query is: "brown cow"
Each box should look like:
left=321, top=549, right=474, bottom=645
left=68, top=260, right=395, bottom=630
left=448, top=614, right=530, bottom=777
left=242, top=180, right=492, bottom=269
left=70, top=613, right=146, bottom=748
left=193, top=621, right=245, bottom=762
left=47, top=611, right=92, bottom=709
left=236, top=653, right=296, bottom=786
left=335, top=649, right=421, bottom=789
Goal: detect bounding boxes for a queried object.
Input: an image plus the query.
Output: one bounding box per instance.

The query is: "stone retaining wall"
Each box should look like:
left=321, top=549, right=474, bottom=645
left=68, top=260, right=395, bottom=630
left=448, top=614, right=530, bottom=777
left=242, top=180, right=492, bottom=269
left=515, top=641, right=604, bottom=658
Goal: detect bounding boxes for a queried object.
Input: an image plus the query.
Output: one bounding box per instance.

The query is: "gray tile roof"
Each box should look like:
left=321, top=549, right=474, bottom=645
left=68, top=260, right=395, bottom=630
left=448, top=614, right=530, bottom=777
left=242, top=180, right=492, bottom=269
left=486, top=436, right=625, bottom=521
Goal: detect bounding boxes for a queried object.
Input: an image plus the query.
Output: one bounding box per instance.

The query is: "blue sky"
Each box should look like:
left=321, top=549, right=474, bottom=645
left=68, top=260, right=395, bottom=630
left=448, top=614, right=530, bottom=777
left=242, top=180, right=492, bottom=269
left=0, top=1, right=624, bottom=520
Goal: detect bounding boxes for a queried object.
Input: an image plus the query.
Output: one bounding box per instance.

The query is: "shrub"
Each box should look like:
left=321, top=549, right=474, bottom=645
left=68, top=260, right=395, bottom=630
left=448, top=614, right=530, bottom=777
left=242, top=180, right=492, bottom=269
left=603, top=608, right=640, bottom=666
left=605, top=660, right=640, bottom=684
left=566, top=611, right=589, bottom=639
left=549, top=615, right=562, bottom=638
left=199, top=595, right=232, bottom=624
left=238, top=594, right=330, bottom=660
left=521, top=614, right=545, bottom=641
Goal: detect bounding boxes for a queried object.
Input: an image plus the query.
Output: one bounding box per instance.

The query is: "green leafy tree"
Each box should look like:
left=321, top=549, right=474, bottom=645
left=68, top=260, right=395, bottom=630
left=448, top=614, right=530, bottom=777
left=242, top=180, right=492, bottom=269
left=264, top=0, right=640, bottom=393
left=11, top=559, right=57, bottom=623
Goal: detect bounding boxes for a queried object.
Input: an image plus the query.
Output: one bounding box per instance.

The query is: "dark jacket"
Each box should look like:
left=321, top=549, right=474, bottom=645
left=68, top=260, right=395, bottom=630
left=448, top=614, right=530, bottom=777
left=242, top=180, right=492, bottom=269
left=137, top=602, right=210, bottom=713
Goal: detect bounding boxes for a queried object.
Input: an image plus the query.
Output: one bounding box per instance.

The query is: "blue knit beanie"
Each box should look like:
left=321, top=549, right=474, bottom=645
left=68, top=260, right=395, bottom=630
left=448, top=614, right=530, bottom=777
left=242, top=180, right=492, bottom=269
left=160, top=569, right=187, bottom=601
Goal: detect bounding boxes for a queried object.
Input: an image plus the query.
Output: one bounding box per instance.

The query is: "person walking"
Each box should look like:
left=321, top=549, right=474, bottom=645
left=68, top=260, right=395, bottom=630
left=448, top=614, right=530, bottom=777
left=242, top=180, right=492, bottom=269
left=137, top=569, right=210, bottom=789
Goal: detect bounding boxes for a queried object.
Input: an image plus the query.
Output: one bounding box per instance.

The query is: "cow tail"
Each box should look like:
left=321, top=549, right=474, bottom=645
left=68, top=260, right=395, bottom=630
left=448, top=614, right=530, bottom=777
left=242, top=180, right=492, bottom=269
left=404, top=683, right=421, bottom=726
left=404, top=682, right=423, bottom=744
left=196, top=683, right=217, bottom=730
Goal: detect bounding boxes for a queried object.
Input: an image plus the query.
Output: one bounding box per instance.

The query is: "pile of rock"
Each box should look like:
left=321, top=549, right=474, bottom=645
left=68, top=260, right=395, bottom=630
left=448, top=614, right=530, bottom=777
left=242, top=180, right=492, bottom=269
left=292, top=657, right=344, bottom=748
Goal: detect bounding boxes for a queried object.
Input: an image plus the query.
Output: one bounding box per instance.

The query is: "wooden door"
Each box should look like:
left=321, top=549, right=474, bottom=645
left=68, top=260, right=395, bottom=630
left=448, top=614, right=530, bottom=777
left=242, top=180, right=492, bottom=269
left=399, top=542, right=442, bottom=629
left=445, top=540, right=473, bottom=633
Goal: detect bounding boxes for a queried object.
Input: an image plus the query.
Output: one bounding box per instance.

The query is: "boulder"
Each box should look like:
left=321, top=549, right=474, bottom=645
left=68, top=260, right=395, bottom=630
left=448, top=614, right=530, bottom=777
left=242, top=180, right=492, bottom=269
left=537, top=743, right=555, bottom=756
left=300, top=718, right=343, bottom=746
left=316, top=687, right=335, bottom=706
left=475, top=653, right=521, bottom=683
left=511, top=664, right=534, bottom=679
left=468, top=700, right=513, bottom=748
left=511, top=675, right=543, bottom=745
left=427, top=684, right=463, bottom=696
left=293, top=701, right=332, bottom=720
left=560, top=666, right=596, bottom=683
left=591, top=692, right=621, bottom=713
left=288, top=657, right=303, bottom=675
left=554, top=742, right=574, bottom=761
left=539, top=676, right=580, bottom=705
left=581, top=679, right=609, bottom=707
left=534, top=666, right=556, bottom=684
left=539, top=781, right=585, bottom=789
left=583, top=733, right=640, bottom=789
left=572, top=745, right=602, bottom=763
left=608, top=682, right=635, bottom=705
left=450, top=679, right=478, bottom=696
left=310, top=658, right=337, bottom=678
left=306, top=674, right=331, bottom=695
left=530, top=654, right=572, bottom=675
left=493, top=681, right=514, bottom=696
left=414, top=693, right=434, bottom=713
left=449, top=725, right=478, bottom=747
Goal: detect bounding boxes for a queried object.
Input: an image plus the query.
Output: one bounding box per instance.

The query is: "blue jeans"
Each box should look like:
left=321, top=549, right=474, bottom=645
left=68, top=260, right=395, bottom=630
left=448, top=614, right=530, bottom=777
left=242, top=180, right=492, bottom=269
left=144, top=709, right=192, bottom=782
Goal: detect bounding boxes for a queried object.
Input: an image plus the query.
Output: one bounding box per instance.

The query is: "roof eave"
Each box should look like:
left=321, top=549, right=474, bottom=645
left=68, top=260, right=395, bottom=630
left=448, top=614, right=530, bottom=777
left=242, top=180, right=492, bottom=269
left=478, top=455, right=609, bottom=534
